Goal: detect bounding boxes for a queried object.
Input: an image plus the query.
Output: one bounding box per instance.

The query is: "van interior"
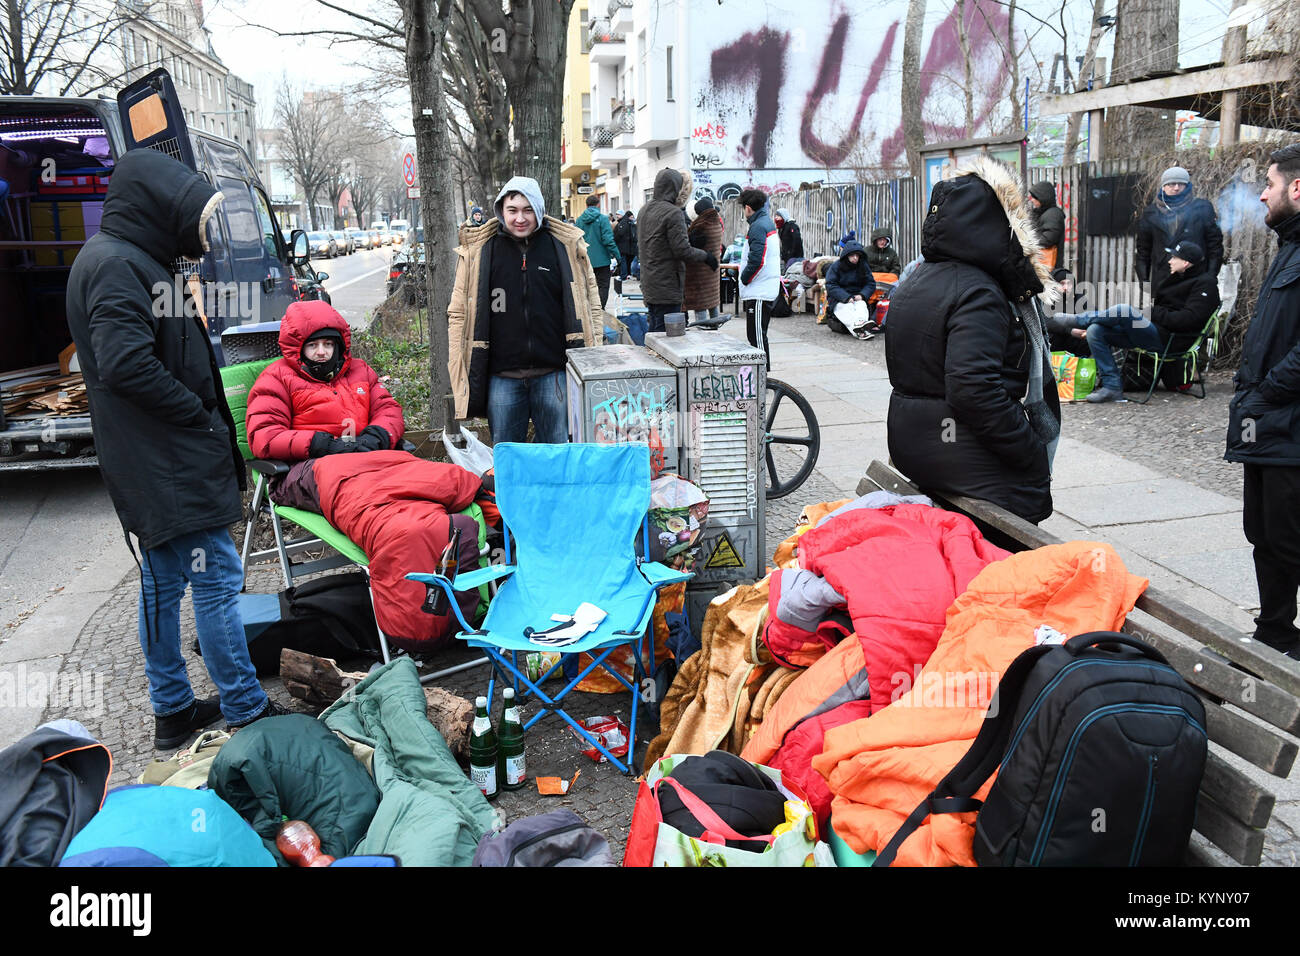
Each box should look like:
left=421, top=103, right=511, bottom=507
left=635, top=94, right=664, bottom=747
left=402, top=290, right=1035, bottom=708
left=0, top=106, right=113, bottom=377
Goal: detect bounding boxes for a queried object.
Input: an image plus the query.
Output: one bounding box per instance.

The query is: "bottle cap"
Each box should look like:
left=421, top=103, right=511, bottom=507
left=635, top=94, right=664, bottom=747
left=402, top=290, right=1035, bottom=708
left=476, top=696, right=487, bottom=707
left=503, top=688, right=515, bottom=700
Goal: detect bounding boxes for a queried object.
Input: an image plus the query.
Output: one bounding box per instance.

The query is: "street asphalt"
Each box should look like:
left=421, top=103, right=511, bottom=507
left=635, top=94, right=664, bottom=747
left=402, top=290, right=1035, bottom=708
left=0, top=285, right=1295, bottom=866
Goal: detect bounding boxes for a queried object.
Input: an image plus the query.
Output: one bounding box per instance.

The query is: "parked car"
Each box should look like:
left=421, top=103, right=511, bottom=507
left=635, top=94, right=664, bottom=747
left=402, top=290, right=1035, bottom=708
left=307, top=231, right=336, bottom=258
left=368, top=229, right=383, bottom=248
left=0, top=67, right=302, bottom=471
left=331, top=230, right=354, bottom=255
left=346, top=227, right=370, bottom=250
left=387, top=233, right=426, bottom=298
left=294, top=260, right=331, bottom=304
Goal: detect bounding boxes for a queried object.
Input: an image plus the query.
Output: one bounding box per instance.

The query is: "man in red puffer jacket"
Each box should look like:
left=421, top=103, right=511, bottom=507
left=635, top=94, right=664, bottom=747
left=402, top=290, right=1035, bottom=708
left=247, top=300, right=405, bottom=461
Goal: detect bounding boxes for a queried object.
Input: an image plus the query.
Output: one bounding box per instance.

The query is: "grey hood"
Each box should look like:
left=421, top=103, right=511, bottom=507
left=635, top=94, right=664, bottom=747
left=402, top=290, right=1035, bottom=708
left=494, top=176, right=547, bottom=234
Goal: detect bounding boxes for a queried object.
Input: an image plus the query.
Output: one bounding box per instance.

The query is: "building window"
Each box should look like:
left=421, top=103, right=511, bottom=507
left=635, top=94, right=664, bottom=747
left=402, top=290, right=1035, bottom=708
left=666, top=46, right=673, bottom=102
left=582, top=93, right=591, bottom=142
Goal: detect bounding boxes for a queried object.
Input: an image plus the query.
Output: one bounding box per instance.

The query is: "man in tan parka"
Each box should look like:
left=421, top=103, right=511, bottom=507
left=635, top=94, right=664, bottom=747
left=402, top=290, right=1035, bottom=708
left=448, top=176, right=603, bottom=442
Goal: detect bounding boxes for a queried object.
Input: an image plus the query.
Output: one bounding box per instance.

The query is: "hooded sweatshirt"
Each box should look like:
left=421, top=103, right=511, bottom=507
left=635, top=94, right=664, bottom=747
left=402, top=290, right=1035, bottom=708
left=66, top=148, right=242, bottom=551
left=576, top=204, right=620, bottom=269
left=824, top=241, right=877, bottom=305
left=865, top=227, right=902, bottom=275
left=1028, top=181, right=1065, bottom=252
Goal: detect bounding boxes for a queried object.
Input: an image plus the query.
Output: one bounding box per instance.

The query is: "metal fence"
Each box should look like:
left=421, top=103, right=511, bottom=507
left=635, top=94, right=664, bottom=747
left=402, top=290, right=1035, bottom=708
left=718, top=178, right=924, bottom=267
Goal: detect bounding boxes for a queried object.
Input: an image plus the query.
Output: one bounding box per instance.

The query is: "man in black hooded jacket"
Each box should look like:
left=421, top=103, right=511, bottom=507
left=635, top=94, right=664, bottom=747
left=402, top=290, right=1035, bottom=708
left=1028, top=181, right=1065, bottom=268
left=66, top=149, right=278, bottom=748
left=1225, top=143, right=1300, bottom=659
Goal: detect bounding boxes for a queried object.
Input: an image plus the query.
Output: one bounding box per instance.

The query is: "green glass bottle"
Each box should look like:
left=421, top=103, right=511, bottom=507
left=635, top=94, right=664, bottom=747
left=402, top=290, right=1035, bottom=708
left=469, top=696, right=499, bottom=801
left=497, top=688, right=527, bottom=790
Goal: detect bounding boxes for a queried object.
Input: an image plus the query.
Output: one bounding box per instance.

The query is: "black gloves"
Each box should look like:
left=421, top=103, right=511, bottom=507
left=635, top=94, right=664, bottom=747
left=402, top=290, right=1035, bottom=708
left=308, top=431, right=364, bottom=457
left=703, top=252, right=719, bottom=271
left=356, top=425, right=391, bottom=452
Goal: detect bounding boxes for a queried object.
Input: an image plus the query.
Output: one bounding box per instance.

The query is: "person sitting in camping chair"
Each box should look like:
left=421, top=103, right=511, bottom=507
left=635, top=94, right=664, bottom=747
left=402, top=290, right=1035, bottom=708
left=246, top=300, right=405, bottom=491
left=1052, top=241, right=1220, bottom=403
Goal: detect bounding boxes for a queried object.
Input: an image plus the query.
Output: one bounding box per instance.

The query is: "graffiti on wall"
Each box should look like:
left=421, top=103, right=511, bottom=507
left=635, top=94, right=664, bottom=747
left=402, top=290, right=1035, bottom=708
left=693, top=0, right=1010, bottom=175
left=590, top=382, right=676, bottom=476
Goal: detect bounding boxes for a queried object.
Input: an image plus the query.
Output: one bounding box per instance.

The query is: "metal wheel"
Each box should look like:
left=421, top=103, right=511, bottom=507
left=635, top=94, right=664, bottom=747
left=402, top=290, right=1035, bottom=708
left=764, top=377, right=820, bottom=499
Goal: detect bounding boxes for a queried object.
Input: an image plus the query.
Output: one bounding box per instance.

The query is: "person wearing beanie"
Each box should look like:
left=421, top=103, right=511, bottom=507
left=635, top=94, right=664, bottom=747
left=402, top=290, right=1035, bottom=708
left=246, top=299, right=405, bottom=461
left=448, top=175, right=601, bottom=443
left=1225, top=142, right=1300, bottom=660
left=637, top=169, right=716, bottom=332
left=773, top=206, right=804, bottom=267
left=576, top=194, right=620, bottom=308
left=684, top=196, right=725, bottom=323
left=66, top=149, right=281, bottom=745
left=1053, top=238, right=1219, bottom=403
left=1028, top=181, right=1065, bottom=268
left=1135, top=164, right=1223, bottom=302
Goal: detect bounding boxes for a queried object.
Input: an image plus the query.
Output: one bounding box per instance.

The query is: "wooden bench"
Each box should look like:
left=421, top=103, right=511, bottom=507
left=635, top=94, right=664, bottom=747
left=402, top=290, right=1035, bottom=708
left=858, top=459, right=1300, bottom=867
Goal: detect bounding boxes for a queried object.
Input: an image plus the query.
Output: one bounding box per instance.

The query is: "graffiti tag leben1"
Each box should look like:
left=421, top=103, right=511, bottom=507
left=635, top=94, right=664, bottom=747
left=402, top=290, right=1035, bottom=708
left=690, top=366, right=757, bottom=402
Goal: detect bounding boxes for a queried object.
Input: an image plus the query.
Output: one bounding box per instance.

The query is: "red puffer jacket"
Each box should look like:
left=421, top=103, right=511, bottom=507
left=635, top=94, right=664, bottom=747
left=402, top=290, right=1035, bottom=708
left=246, top=300, right=404, bottom=461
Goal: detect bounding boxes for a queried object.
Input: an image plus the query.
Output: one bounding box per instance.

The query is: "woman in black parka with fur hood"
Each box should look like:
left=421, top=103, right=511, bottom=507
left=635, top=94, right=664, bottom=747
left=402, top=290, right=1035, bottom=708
left=885, top=157, right=1061, bottom=524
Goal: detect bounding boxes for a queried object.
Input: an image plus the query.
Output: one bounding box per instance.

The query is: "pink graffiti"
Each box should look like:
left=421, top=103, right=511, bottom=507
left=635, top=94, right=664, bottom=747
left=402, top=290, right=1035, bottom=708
left=801, top=16, right=900, bottom=167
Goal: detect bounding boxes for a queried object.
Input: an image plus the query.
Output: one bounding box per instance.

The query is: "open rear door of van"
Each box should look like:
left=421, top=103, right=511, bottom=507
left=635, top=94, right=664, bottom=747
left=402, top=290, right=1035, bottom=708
left=117, top=68, right=195, bottom=170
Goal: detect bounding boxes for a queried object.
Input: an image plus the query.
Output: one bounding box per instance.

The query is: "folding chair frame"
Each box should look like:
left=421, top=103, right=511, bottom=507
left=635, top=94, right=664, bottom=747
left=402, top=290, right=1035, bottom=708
left=1127, top=308, right=1221, bottom=405
left=411, top=519, right=690, bottom=774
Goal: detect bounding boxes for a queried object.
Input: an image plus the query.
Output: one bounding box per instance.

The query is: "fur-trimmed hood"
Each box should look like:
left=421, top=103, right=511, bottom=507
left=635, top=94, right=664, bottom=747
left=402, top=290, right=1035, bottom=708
left=924, top=155, right=1059, bottom=306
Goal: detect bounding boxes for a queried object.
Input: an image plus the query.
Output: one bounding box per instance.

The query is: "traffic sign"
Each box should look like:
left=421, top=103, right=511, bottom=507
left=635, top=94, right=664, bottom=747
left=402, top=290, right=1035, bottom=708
left=407, top=186, right=421, bottom=199
left=402, top=153, right=417, bottom=187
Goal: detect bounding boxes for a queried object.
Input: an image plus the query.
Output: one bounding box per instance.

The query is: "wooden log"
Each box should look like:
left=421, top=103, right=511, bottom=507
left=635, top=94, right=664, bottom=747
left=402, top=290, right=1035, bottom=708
left=424, top=685, right=474, bottom=759
left=279, top=648, right=366, bottom=707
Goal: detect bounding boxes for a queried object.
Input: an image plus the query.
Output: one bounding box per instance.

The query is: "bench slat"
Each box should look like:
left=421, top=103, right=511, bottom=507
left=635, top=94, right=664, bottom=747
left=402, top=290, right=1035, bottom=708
left=1201, top=694, right=1298, bottom=778
left=1121, top=622, right=1300, bottom=748
left=1199, top=751, right=1275, bottom=829
left=1194, top=793, right=1265, bottom=866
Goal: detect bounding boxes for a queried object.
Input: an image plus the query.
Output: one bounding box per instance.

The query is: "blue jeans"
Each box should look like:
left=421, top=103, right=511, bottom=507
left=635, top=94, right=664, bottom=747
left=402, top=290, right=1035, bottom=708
left=488, top=370, right=568, bottom=444
left=646, top=303, right=681, bottom=334
left=1077, top=305, right=1165, bottom=390
left=138, top=527, right=267, bottom=724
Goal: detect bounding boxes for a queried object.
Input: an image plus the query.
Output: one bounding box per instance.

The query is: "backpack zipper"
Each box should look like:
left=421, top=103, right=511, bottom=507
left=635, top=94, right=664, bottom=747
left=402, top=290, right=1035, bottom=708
left=506, top=821, right=585, bottom=866
left=1029, top=703, right=1203, bottom=866
left=1002, top=659, right=1167, bottom=768
left=1129, top=754, right=1157, bottom=866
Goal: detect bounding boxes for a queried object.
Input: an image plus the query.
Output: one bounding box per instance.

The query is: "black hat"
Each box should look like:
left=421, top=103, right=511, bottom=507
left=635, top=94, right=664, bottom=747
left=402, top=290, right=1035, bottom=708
left=1168, top=240, right=1204, bottom=266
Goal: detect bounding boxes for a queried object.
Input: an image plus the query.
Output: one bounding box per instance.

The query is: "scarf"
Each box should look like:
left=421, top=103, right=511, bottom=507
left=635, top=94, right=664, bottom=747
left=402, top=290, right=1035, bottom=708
left=1014, top=298, right=1061, bottom=467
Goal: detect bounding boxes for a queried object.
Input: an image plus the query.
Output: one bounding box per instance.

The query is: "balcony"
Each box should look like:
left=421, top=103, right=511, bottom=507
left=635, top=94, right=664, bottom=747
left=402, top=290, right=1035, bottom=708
left=609, top=0, right=634, bottom=33
left=589, top=122, right=632, bottom=164
left=612, top=101, right=636, bottom=149
left=584, top=23, right=627, bottom=65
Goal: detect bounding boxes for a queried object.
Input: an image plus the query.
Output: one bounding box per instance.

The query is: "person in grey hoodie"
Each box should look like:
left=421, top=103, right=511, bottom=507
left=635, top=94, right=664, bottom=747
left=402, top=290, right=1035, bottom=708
left=447, top=176, right=601, bottom=442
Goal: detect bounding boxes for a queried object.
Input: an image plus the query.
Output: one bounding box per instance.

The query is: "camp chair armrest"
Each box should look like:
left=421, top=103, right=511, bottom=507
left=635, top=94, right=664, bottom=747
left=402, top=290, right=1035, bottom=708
left=250, top=458, right=291, bottom=477
left=402, top=570, right=488, bottom=634
left=407, top=564, right=516, bottom=592
left=639, top=561, right=694, bottom=588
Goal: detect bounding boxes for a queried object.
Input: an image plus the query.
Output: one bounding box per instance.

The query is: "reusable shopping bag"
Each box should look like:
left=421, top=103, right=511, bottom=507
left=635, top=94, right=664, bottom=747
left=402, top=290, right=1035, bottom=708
left=623, top=753, right=836, bottom=867
left=1050, top=350, right=1097, bottom=402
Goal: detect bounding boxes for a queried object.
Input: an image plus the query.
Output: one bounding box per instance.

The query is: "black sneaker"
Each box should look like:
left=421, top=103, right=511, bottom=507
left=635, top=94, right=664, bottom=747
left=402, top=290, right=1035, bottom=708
left=227, top=698, right=290, bottom=732
left=155, top=697, right=223, bottom=750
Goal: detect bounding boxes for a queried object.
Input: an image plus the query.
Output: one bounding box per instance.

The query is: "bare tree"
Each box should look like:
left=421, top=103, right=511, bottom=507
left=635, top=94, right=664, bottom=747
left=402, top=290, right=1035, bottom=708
left=1, top=0, right=148, bottom=95
left=901, top=0, right=928, bottom=180
left=443, top=2, right=510, bottom=207
left=275, top=84, right=347, bottom=230
left=464, top=0, right=576, bottom=215
left=1062, top=0, right=1110, bottom=162
left=1103, top=0, right=1179, bottom=158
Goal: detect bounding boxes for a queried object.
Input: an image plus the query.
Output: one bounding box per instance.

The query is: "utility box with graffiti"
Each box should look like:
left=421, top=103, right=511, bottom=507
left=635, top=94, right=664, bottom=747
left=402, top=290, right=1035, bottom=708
left=646, top=330, right=766, bottom=588
left=566, top=345, right=680, bottom=476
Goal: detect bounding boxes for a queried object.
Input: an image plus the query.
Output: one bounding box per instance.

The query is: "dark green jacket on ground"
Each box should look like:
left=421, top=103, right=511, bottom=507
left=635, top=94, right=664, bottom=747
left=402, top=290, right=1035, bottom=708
left=577, top=206, right=619, bottom=269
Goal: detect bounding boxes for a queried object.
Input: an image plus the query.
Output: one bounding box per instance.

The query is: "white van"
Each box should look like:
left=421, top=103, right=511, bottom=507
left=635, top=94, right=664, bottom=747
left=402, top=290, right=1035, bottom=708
left=388, top=219, right=410, bottom=246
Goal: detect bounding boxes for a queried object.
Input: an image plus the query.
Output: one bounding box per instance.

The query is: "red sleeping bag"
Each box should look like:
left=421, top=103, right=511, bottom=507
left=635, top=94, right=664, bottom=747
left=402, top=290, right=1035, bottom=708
left=312, top=451, right=487, bottom=652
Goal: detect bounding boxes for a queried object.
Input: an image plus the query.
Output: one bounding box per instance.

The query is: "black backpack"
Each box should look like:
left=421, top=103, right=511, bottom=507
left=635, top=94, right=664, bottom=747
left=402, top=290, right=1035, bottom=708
left=875, top=632, right=1207, bottom=867
left=246, top=571, right=382, bottom=675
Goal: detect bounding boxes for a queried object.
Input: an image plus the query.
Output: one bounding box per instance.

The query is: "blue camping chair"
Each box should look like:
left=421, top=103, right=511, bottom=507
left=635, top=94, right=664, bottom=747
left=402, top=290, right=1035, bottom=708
left=407, top=442, right=693, bottom=773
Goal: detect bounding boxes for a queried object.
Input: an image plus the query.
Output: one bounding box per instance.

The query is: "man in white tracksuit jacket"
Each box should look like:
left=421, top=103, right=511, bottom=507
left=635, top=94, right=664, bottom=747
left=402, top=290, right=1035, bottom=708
left=738, top=188, right=782, bottom=370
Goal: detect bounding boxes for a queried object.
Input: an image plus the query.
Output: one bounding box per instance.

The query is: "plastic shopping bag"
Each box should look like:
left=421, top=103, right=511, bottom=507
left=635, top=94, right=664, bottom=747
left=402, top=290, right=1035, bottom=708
left=442, top=427, right=493, bottom=476
left=836, top=299, right=873, bottom=336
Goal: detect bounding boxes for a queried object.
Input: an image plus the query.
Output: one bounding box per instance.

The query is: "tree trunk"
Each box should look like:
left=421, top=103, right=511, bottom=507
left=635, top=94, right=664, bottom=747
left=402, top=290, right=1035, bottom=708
left=1103, top=0, right=1178, bottom=159
left=404, top=0, right=455, bottom=433
left=1006, top=0, right=1022, bottom=133
left=901, top=0, right=928, bottom=181
left=1063, top=0, right=1110, bottom=163
left=1219, top=0, right=1249, bottom=146
left=506, top=3, right=570, bottom=216
left=957, top=0, right=974, bottom=132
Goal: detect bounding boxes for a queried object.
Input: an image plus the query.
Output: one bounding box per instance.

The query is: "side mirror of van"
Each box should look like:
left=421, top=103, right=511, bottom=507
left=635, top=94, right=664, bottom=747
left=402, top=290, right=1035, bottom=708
left=316, top=272, right=329, bottom=282
left=291, top=229, right=309, bottom=264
